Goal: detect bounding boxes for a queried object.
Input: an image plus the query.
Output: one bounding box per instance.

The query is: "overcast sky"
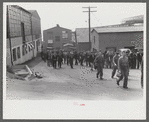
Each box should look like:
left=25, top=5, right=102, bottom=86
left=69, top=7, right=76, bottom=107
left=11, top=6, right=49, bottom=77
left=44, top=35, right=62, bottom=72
left=4, top=2, right=146, bottom=32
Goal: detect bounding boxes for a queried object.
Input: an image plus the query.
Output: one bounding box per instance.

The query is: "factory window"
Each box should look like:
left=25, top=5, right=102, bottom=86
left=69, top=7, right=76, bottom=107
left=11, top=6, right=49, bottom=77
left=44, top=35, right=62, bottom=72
left=55, top=36, right=60, bottom=41
left=17, top=46, right=21, bottom=59
left=12, top=48, right=17, bottom=61
left=62, top=31, right=68, bottom=39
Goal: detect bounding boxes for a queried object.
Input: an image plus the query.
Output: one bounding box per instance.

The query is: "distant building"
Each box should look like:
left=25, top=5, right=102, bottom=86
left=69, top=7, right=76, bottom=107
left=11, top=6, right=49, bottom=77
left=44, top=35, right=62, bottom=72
left=43, top=24, right=73, bottom=51
left=6, top=5, right=41, bottom=66
left=91, top=25, right=143, bottom=52
left=121, top=15, right=144, bottom=25
left=75, top=28, right=91, bottom=52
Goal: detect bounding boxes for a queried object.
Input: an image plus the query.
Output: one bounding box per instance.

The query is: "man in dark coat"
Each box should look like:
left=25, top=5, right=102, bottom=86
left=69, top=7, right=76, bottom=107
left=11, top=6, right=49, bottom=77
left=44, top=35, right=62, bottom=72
left=52, top=52, right=57, bottom=69
left=57, top=53, right=63, bottom=68
left=117, top=50, right=129, bottom=89
left=137, top=49, right=143, bottom=69
left=89, top=52, right=94, bottom=71
left=111, top=51, right=120, bottom=78
left=66, top=52, right=70, bottom=65
left=47, top=51, right=52, bottom=67
left=94, top=51, right=104, bottom=80
left=79, top=52, right=84, bottom=66
left=85, top=52, right=90, bottom=67
left=69, top=52, right=74, bottom=68
left=141, top=55, right=143, bottom=88
left=131, top=51, right=137, bottom=69
left=74, top=51, right=78, bottom=65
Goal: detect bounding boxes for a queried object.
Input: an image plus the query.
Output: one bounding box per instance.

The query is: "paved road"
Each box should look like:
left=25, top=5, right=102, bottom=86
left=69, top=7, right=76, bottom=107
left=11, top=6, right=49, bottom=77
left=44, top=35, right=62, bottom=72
left=6, top=61, right=143, bottom=100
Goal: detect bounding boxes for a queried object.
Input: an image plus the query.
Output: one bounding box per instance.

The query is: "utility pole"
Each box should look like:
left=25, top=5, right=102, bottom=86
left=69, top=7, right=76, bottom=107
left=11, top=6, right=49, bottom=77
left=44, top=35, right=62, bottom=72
left=83, top=6, right=97, bottom=51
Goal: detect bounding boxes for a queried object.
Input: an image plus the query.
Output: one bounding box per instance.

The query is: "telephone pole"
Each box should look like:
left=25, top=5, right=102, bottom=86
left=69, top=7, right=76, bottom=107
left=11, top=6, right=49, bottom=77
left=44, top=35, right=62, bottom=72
left=83, top=6, right=97, bottom=51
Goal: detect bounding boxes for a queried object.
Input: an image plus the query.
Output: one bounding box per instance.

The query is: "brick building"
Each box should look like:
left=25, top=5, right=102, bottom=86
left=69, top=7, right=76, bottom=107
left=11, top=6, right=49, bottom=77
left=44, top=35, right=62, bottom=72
left=7, top=5, right=41, bottom=66
left=43, top=24, right=73, bottom=52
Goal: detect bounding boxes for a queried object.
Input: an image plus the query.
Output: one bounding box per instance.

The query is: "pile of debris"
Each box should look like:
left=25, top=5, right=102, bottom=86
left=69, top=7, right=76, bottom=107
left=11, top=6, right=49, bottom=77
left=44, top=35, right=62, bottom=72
left=7, top=65, right=43, bottom=81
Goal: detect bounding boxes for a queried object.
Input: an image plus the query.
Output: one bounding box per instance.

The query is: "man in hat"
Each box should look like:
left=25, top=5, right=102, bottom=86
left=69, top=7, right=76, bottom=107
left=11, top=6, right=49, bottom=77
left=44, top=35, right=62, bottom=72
left=57, top=52, right=63, bottom=68
left=94, top=51, right=104, bottom=80
left=141, top=56, right=143, bottom=88
left=117, top=50, right=129, bottom=89
left=66, top=51, right=70, bottom=66
left=47, top=50, right=52, bottom=67
left=52, top=52, right=58, bottom=69
left=137, top=49, right=143, bottom=69
left=69, top=52, right=74, bottom=68
left=111, top=51, right=120, bottom=78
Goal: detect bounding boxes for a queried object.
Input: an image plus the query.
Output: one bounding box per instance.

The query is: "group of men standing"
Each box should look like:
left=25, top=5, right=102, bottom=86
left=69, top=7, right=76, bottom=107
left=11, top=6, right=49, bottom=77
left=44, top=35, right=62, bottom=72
left=41, top=48, right=143, bottom=89
left=41, top=50, right=96, bottom=69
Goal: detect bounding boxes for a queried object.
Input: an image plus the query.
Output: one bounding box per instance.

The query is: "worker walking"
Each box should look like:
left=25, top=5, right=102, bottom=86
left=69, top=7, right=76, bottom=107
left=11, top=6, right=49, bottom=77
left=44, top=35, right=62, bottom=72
left=94, top=51, right=104, bottom=80
left=111, top=51, right=120, bottom=78
left=116, top=50, right=129, bottom=89
left=69, top=52, right=74, bottom=69
left=52, top=52, right=57, bottom=69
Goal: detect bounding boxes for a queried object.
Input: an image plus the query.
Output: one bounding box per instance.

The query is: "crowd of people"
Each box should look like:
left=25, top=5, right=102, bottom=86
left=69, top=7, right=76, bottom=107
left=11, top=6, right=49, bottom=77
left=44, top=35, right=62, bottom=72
left=40, top=48, right=143, bottom=89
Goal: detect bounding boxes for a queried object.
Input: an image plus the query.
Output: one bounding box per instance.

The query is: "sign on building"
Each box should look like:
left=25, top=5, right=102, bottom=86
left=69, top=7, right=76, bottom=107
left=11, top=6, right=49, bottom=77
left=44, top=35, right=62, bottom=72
left=48, top=40, right=53, bottom=43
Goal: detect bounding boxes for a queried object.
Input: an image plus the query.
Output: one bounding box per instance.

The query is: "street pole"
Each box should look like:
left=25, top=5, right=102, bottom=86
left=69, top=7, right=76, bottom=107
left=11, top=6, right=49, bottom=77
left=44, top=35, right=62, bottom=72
left=83, top=6, right=97, bottom=51
left=89, top=7, right=91, bottom=51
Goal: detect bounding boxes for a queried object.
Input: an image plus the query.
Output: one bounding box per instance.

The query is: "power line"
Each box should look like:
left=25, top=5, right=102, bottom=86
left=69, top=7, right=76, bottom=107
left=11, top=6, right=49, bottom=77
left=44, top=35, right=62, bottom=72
left=91, top=12, right=103, bottom=26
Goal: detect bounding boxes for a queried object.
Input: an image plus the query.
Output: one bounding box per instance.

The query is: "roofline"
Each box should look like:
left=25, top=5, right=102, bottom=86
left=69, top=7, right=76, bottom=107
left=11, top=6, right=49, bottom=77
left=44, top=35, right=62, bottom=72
left=43, top=26, right=72, bottom=32
left=91, top=28, right=98, bottom=33
left=10, top=5, right=31, bottom=14
left=96, top=30, right=143, bottom=34
left=28, top=10, right=41, bottom=19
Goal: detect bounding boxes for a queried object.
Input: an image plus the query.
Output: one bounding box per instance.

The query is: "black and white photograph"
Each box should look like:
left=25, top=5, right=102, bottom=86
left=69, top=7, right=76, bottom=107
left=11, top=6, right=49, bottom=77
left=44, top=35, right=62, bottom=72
left=3, top=2, right=146, bottom=120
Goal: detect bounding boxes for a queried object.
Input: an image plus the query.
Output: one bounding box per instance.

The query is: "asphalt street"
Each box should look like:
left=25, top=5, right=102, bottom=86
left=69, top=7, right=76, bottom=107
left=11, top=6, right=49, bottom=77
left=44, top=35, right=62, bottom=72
left=6, top=61, right=143, bottom=100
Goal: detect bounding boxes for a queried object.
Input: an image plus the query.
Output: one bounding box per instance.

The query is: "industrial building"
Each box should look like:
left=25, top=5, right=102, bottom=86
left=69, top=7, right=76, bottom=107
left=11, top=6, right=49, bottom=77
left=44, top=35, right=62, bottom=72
left=6, top=5, right=41, bottom=66
left=91, top=25, right=143, bottom=52
left=91, top=15, right=144, bottom=52
left=43, top=24, right=74, bottom=52
left=74, top=15, right=144, bottom=53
